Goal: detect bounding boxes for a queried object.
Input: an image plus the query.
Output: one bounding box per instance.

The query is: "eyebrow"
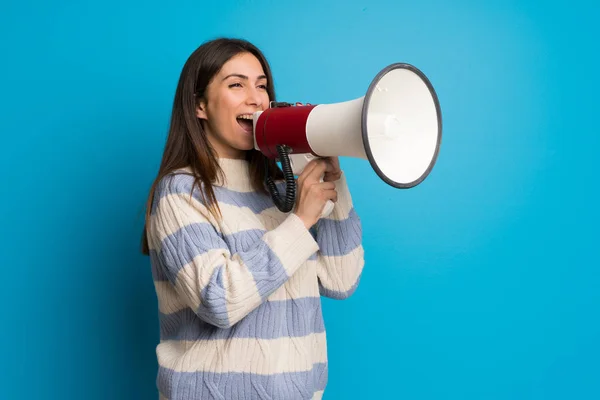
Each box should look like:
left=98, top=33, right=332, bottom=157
left=222, top=74, right=268, bottom=81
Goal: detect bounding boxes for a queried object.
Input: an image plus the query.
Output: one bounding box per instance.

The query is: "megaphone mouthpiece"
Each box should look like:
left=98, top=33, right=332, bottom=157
left=253, top=103, right=318, bottom=159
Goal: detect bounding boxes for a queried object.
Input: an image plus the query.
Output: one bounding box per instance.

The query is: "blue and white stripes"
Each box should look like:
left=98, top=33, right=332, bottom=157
left=147, top=158, right=364, bottom=400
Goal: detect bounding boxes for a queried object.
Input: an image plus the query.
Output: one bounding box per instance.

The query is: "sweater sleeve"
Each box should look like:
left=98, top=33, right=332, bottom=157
left=147, top=174, right=319, bottom=329
left=314, top=172, right=365, bottom=299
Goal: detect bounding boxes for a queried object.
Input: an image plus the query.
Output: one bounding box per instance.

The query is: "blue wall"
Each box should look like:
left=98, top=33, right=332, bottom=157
left=2, top=1, right=598, bottom=399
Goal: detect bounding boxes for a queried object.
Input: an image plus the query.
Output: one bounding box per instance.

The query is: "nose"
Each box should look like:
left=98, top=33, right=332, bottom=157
left=246, top=87, right=264, bottom=110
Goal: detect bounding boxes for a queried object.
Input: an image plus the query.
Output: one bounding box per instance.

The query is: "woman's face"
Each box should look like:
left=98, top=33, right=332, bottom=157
left=197, top=52, right=270, bottom=159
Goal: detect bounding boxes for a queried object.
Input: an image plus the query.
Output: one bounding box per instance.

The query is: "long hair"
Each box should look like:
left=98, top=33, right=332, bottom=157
left=141, top=38, right=283, bottom=255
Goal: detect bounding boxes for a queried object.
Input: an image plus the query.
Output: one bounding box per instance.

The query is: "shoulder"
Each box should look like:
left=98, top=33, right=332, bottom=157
left=156, top=168, right=197, bottom=196
left=151, top=168, right=208, bottom=212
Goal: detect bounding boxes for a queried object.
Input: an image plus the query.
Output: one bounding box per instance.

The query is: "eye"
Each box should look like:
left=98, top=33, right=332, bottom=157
left=258, top=84, right=268, bottom=90
left=229, top=82, right=243, bottom=88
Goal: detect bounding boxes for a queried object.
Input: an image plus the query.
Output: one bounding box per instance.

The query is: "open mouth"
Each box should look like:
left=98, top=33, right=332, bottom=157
left=236, top=114, right=253, bottom=133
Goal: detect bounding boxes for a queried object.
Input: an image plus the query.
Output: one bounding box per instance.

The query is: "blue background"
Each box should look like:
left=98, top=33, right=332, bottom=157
left=1, top=0, right=598, bottom=399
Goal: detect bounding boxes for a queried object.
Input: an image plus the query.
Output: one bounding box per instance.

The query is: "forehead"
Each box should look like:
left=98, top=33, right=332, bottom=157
left=218, top=52, right=266, bottom=78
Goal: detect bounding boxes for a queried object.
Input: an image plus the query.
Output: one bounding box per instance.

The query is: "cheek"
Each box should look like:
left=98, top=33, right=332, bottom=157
left=212, top=96, right=235, bottom=122
left=220, top=92, right=245, bottom=114
left=262, top=93, right=270, bottom=105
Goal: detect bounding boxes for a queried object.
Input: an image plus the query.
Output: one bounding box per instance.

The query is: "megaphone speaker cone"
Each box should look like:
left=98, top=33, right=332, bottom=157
left=362, top=63, right=442, bottom=188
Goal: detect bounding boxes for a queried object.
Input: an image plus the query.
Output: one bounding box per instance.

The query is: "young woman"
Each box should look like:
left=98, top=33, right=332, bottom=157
left=142, top=37, right=364, bottom=400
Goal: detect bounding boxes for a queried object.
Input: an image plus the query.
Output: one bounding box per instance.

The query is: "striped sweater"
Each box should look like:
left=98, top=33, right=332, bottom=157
left=147, top=157, right=364, bottom=400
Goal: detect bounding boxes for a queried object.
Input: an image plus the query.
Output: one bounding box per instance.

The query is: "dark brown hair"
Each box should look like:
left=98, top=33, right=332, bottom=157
left=141, top=38, right=283, bottom=255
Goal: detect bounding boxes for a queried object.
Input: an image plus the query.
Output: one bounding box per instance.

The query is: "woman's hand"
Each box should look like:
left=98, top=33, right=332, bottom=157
left=322, top=156, right=342, bottom=182
left=294, top=159, right=338, bottom=229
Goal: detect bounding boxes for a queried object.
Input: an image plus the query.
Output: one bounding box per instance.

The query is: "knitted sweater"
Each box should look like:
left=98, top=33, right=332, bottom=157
left=147, top=158, right=364, bottom=400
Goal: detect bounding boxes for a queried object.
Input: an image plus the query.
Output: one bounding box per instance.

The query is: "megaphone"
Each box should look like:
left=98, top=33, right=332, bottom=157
left=252, top=62, right=442, bottom=215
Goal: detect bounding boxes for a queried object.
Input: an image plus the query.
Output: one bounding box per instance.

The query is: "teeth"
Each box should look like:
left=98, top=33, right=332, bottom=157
left=237, top=114, right=253, bottom=120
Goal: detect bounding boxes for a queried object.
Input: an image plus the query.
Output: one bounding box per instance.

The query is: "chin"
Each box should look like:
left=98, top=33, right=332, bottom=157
left=238, top=140, right=255, bottom=152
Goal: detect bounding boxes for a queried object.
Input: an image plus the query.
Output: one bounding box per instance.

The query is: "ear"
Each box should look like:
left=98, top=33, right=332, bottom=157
left=196, top=99, right=208, bottom=120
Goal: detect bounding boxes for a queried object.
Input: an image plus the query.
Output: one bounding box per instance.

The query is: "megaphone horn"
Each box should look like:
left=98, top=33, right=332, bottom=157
left=253, top=62, right=442, bottom=213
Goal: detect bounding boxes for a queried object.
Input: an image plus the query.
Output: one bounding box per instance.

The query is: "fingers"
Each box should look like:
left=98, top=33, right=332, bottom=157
left=323, top=188, right=338, bottom=202
left=316, top=157, right=339, bottom=177
left=324, top=157, right=340, bottom=174
left=298, top=157, right=338, bottom=178
left=323, top=170, right=342, bottom=182
left=304, top=179, right=334, bottom=195
left=293, top=158, right=338, bottom=227
left=311, top=181, right=337, bottom=202
left=321, top=157, right=342, bottom=182
left=297, top=156, right=341, bottom=188
left=298, top=159, right=328, bottom=184
left=317, top=181, right=336, bottom=191
left=321, top=188, right=338, bottom=203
